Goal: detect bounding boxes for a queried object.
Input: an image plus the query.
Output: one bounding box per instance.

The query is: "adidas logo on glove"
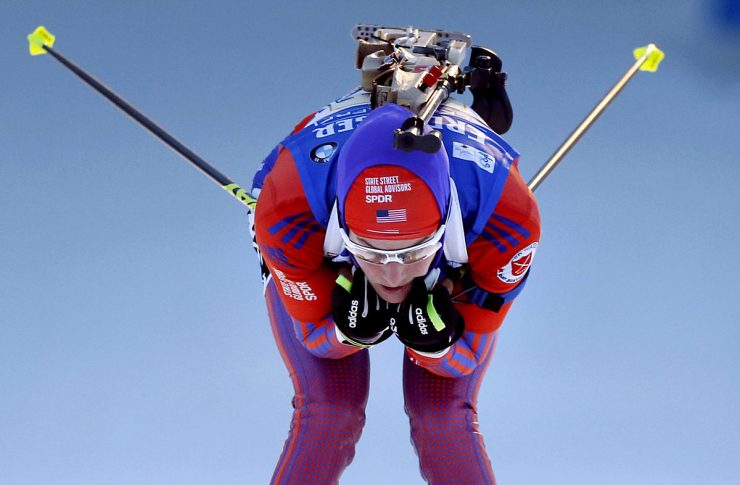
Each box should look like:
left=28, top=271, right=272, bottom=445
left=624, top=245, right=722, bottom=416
left=348, top=300, right=359, bottom=328
left=415, top=307, right=429, bottom=335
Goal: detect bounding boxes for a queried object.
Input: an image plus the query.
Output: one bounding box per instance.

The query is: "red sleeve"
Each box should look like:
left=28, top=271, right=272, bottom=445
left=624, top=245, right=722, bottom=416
left=254, top=145, right=361, bottom=359
left=406, top=325, right=505, bottom=377
left=403, top=163, right=541, bottom=377
left=462, top=162, right=541, bottom=332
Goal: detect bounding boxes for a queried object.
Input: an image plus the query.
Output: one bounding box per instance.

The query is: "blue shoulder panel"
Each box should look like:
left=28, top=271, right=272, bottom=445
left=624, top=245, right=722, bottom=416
left=280, top=103, right=372, bottom=226
left=430, top=104, right=519, bottom=244
left=270, top=98, right=518, bottom=238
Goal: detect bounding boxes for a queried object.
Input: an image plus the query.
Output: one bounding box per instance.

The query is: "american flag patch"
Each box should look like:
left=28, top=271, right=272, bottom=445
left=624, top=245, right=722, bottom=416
left=376, top=209, right=407, bottom=223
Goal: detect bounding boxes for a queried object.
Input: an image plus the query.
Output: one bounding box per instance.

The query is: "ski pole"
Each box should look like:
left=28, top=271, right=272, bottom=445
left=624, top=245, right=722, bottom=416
left=527, top=44, right=664, bottom=193
left=27, top=26, right=257, bottom=210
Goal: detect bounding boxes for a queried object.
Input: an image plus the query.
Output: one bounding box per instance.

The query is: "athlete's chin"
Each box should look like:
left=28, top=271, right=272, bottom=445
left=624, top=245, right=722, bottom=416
left=373, top=283, right=412, bottom=304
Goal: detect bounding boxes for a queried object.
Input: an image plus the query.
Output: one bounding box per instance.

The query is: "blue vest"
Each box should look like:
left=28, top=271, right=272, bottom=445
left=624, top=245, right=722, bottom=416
left=256, top=95, right=519, bottom=246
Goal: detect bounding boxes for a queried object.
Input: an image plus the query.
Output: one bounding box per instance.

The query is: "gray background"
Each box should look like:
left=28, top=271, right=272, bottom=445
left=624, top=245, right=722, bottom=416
left=2, top=1, right=739, bottom=483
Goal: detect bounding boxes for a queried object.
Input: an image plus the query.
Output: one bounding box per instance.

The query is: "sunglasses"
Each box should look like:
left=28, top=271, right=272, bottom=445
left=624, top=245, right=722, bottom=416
left=339, top=224, right=445, bottom=265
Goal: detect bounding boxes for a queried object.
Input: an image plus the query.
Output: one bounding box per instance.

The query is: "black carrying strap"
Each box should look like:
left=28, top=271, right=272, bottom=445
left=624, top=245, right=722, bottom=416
left=452, top=270, right=530, bottom=312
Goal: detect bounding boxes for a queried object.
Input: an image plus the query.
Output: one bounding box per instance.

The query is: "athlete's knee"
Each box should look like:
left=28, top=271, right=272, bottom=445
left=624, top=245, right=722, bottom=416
left=406, top=402, right=493, bottom=484
left=405, top=388, right=472, bottom=420
left=406, top=397, right=478, bottom=442
left=299, top=399, right=367, bottom=444
left=273, top=400, right=366, bottom=484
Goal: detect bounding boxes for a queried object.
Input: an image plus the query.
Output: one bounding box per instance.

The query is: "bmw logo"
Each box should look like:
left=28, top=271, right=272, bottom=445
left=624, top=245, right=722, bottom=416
left=311, top=143, right=337, bottom=163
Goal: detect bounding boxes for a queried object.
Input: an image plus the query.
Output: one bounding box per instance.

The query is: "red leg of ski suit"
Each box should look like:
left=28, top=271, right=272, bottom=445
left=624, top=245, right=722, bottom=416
left=265, top=280, right=497, bottom=484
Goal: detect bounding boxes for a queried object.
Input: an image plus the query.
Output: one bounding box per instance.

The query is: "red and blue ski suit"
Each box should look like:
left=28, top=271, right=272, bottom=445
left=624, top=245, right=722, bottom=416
left=251, top=91, right=540, bottom=484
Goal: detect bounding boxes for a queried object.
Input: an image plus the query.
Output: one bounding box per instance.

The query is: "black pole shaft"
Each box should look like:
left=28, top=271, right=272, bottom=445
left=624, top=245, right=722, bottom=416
left=42, top=44, right=255, bottom=207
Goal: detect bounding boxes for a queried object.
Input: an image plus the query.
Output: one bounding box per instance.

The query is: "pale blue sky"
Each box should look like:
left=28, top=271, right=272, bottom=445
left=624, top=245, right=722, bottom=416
left=2, top=1, right=739, bottom=484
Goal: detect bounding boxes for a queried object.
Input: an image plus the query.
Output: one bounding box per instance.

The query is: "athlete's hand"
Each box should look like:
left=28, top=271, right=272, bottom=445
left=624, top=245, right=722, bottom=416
left=393, top=278, right=465, bottom=354
left=331, top=267, right=395, bottom=347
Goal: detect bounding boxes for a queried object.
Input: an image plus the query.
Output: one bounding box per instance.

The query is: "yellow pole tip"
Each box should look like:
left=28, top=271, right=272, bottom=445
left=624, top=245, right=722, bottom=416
left=27, top=26, right=55, bottom=56
left=633, top=44, right=665, bottom=72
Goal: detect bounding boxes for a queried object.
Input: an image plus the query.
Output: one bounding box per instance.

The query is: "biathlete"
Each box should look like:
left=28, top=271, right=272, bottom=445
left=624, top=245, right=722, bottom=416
left=251, top=89, right=540, bottom=484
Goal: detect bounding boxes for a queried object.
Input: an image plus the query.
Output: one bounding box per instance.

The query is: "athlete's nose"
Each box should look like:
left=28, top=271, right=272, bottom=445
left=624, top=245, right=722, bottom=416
left=379, top=262, right=408, bottom=287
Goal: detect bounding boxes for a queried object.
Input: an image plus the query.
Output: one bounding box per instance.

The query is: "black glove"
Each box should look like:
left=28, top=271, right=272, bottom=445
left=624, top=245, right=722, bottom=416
left=331, top=268, right=395, bottom=347
left=394, top=278, right=465, bottom=353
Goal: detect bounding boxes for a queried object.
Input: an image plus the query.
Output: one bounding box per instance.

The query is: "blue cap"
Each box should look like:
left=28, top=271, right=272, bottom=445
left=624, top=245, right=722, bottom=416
left=336, top=104, right=451, bottom=240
